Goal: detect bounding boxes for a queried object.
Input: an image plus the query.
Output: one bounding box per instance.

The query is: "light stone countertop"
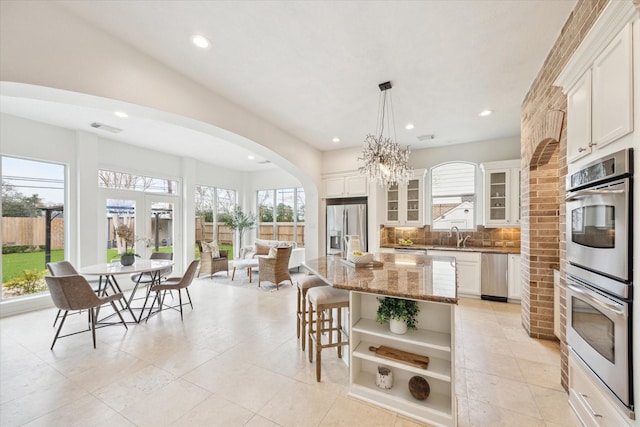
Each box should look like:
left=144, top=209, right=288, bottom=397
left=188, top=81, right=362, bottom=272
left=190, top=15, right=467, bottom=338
left=303, top=253, right=458, bottom=304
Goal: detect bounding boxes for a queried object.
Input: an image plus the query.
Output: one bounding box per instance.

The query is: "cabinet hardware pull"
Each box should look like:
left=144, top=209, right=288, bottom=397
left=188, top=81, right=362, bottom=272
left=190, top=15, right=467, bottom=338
left=578, top=147, right=587, bottom=152
left=588, top=142, right=597, bottom=147
left=578, top=393, right=603, bottom=418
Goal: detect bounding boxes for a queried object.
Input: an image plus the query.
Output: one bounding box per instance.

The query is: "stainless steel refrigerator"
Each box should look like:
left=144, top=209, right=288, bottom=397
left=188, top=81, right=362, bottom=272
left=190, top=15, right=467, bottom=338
left=326, top=198, right=368, bottom=256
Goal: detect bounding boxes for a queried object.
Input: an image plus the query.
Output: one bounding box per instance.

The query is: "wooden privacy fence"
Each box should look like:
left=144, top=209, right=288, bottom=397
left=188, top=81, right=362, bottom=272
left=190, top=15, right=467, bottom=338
left=2, top=217, right=64, bottom=249
left=195, top=217, right=305, bottom=247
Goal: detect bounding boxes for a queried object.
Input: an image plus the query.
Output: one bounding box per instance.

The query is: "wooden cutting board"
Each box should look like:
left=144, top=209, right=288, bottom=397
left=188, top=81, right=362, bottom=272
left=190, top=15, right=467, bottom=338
left=369, top=345, right=429, bottom=369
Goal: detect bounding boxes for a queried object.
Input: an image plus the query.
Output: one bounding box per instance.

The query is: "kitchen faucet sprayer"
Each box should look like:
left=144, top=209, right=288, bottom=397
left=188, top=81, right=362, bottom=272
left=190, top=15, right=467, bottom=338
left=448, top=226, right=464, bottom=248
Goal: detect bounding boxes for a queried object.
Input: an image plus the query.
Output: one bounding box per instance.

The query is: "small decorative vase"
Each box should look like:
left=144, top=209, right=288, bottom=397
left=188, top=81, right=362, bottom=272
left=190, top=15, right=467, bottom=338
left=375, top=366, right=393, bottom=390
left=120, top=254, right=135, bottom=266
left=389, top=318, right=408, bottom=335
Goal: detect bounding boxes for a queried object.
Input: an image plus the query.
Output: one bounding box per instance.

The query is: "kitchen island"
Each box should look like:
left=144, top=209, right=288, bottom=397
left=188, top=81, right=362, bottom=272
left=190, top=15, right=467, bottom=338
left=303, top=253, right=458, bottom=427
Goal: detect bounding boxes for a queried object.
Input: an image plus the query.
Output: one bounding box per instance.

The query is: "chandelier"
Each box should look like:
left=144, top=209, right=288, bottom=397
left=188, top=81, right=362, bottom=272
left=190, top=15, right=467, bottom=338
left=358, top=81, right=412, bottom=188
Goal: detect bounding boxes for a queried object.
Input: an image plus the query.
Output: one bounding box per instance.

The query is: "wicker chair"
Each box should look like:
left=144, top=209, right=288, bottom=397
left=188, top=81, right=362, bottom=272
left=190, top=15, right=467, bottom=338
left=196, top=240, right=229, bottom=278
left=258, top=246, right=293, bottom=290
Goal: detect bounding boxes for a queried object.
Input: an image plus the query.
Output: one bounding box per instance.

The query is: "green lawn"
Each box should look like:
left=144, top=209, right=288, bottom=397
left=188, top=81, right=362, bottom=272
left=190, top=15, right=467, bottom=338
left=3, top=243, right=234, bottom=284
left=2, top=249, right=64, bottom=283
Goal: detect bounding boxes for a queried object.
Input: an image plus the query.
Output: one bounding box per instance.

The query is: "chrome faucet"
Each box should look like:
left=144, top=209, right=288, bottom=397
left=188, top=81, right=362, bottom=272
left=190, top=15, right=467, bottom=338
left=448, top=226, right=464, bottom=248
left=463, top=235, right=471, bottom=248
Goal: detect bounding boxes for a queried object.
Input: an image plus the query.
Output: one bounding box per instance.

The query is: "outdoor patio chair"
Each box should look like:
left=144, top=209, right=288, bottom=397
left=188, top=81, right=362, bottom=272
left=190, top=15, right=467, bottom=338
left=145, top=259, right=200, bottom=321
left=196, top=240, right=229, bottom=278
left=45, top=274, right=128, bottom=349
left=258, top=246, right=293, bottom=290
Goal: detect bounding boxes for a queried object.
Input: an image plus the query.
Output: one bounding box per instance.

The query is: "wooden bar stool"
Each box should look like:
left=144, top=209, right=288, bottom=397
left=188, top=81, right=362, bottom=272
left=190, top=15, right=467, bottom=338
left=307, top=286, right=350, bottom=382
left=297, top=275, right=328, bottom=351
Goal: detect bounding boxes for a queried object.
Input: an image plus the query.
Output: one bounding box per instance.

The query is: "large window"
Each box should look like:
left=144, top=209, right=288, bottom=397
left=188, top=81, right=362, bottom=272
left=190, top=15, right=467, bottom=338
left=195, top=185, right=236, bottom=257
left=257, top=188, right=305, bottom=247
left=2, top=157, right=65, bottom=301
left=431, top=162, right=476, bottom=231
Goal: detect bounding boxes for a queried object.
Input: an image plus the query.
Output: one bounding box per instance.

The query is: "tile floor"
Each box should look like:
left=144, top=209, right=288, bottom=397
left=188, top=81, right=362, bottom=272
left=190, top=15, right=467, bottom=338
left=0, top=273, right=582, bottom=426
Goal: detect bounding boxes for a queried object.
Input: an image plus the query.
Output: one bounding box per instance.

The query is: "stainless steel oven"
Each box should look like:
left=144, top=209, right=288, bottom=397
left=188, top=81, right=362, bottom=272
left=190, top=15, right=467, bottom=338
left=565, top=148, right=633, bottom=283
left=566, top=264, right=633, bottom=416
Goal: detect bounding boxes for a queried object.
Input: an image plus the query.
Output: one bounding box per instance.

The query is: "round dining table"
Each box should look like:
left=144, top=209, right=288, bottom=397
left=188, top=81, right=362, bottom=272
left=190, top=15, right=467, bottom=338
left=80, top=259, right=175, bottom=323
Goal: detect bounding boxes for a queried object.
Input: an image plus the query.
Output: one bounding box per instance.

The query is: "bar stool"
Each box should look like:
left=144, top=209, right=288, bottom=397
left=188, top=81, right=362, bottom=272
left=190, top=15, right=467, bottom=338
left=307, top=286, right=350, bottom=382
left=297, top=275, right=328, bottom=351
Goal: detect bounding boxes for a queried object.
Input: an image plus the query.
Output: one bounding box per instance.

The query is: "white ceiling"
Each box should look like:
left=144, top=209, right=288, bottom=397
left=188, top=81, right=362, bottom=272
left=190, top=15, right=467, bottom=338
left=1, top=0, right=577, bottom=171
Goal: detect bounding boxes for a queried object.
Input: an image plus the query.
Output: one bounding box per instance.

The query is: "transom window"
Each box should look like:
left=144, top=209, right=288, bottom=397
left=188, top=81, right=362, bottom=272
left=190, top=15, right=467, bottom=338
left=431, top=162, right=476, bottom=231
left=99, top=170, right=178, bottom=194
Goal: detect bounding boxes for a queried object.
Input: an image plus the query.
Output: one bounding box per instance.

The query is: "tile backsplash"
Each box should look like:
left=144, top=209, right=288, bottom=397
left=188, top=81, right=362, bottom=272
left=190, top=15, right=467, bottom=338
left=381, top=225, right=521, bottom=248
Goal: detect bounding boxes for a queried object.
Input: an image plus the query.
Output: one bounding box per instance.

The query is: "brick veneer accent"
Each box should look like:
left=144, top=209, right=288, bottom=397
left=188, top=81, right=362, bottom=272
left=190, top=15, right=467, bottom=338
left=520, top=0, right=609, bottom=391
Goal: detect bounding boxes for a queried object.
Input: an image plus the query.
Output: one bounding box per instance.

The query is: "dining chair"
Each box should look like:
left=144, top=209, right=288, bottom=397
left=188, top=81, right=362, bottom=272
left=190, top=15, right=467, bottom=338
left=130, top=252, right=173, bottom=284
left=47, top=261, right=105, bottom=327
left=145, top=259, right=200, bottom=322
left=45, top=274, right=128, bottom=349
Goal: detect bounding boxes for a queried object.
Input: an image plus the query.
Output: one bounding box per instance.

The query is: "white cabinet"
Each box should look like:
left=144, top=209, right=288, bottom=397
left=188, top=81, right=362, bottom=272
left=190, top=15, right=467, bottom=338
left=324, top=174, right=368, bottom=198
left=428, top=250, right=481, bottom=297
left=507, top=254, right=521, bottom=301
left=592, top=23, right=633, bottom=149
left=565, top=23, right=633, bottom=164
left=385, top=171, right=424, bottom=226
left=567, top=70, right=593, bottom=163
left=480, top=160, right=520, bottom=228
left=569, top=351, right=632, bottom=427
left=349, top=292, right=456, bottom=427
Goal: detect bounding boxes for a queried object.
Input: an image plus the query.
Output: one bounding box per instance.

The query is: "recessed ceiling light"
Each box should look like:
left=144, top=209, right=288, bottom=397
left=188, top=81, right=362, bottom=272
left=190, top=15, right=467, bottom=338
left=248, top=155, right=255, bottom=160
left=192, top=34, right=210, bottom=49
left=405, top=123, right=414, bottom=130
left=114, top=111, right=128, bottom=118
left=479, top=109, right=493, bottom=117
left=332, top=137, right=340, bottom=143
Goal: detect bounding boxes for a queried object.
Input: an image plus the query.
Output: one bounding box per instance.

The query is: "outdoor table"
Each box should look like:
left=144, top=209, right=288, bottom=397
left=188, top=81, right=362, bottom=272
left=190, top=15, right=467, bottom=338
left=80, top=259, right=175, bottom=323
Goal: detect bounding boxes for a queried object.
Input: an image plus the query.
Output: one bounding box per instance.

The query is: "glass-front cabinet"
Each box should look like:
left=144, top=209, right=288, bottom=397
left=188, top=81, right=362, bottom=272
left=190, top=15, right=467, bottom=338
left=481, top=160, right=520, bottom=228
left=384, top=170, right=425, bottom=226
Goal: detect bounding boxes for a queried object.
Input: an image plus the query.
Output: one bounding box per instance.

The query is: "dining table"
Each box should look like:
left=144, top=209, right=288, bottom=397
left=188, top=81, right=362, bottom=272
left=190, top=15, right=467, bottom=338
left=79, top=259, right=175, bottom=323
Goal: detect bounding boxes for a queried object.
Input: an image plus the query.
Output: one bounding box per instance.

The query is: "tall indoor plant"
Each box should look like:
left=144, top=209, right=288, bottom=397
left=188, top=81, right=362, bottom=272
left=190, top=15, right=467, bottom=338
left=223, top=205, right=257, bottom=256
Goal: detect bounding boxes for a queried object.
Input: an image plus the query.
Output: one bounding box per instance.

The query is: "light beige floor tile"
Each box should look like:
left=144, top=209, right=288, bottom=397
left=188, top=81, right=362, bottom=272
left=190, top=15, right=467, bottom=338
left=517, top=358, right=564, bottom=391
left=22, top=394, right=134, bottom=427
left=244, top=414, right=282, bottom=427
left=258, top=380, right=336, bottom=426
left=528, top=383, right=583, bottom=426
left=119, top=378, right=210, bottom=426
left=508, top=338, right=561, bottom=365
left=467, top=397, right=546, bottom=427
left=393, top=415, right=429, bottom=426
left=319, top=396, right=397, bottom=426
left=172, top=394, right=254, bottom=426
left=466, top=370, right=542, bottom=418
left=464, top=350, right=525, bottom=382
left=0, top=362, right=68, bottom=404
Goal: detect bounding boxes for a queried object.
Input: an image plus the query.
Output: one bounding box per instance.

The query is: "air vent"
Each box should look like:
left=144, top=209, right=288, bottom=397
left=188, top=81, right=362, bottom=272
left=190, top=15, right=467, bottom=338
left=417, top=134, right=435, bottom=141
left=90, top=122, right=123, bottom=134
left=258, top=160, right=271, bottom=164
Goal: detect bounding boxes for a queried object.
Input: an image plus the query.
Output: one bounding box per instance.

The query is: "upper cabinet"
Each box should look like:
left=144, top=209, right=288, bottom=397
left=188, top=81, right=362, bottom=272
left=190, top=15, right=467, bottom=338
left=556, top=18, right=635, bottom=165
left=481, top=160, right=520, bottom=228
left=323, top=174, right=368, bottom=198
left=384, top=169, right=425, bottom=226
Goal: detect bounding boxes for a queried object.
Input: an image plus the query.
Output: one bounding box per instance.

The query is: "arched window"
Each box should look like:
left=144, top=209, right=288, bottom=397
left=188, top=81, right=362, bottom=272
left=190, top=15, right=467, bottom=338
left=430, top=162, right=476, bottom=231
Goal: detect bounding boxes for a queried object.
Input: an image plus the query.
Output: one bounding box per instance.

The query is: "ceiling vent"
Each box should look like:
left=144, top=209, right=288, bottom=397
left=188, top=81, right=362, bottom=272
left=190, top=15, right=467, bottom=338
left=90, top=122, right=123, bottom=134
left=257, top=160, right=271, bottom=164
left=417, top=134, right=435, bottom=141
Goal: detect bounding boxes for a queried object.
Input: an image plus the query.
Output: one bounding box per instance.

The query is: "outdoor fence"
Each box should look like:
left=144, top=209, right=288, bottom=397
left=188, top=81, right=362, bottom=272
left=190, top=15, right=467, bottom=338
left=196, top=218, right=305, bottom=247
left=2, top=217, right=64, bottom=249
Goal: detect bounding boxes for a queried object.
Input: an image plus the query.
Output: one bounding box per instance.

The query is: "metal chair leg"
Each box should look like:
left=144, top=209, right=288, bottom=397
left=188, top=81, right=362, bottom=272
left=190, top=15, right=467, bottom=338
left=110, top=301, right=128, bottom=330
left=185, top=288, right=193, bottom=309
left=51, top=311, right=69, bottom=350
left=178, top=290, right=183, bottom=320
left=90, top=308, right=96, bottom=349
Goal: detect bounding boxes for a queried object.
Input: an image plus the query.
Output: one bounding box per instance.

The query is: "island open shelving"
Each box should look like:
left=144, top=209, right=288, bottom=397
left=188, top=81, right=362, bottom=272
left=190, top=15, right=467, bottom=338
left=349, top=292, right=456, bottom=427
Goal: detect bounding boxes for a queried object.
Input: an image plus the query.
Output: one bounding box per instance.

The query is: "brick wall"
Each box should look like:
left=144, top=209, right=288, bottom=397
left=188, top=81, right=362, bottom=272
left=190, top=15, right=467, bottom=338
left=520, top=0, right=609, bottom=391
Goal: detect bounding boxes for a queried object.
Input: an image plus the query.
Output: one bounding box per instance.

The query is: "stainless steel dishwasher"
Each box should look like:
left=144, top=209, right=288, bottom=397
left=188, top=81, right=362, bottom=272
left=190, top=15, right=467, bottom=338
left=481, top=253, right=508, bottom=302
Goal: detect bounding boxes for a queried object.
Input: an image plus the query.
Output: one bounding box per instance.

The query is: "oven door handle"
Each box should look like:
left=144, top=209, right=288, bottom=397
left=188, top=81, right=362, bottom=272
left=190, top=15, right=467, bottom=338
left=565, top=188, right=624, bottom=201
left=567, top=283, right=626, bottom=316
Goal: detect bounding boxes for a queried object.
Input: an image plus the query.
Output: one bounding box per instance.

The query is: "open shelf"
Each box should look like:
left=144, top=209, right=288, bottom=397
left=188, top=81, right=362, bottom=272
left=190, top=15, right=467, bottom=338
left=352, top=318, right=451, bottom=352
left=352, top=340, right=451, bottom=382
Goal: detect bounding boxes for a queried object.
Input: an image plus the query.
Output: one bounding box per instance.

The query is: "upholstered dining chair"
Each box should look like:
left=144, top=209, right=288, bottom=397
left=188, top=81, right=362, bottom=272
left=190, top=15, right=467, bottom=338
left=45, top=274, right=128, bottom=349
left=196, top=240, right=229, bottom=278
left=47, top=261, right=104, bottom=327
left=145, top=259, right=200, bottom=322
left=258, top=246, right=293, bottom=290
left=130, top=251, right=173, bottom=285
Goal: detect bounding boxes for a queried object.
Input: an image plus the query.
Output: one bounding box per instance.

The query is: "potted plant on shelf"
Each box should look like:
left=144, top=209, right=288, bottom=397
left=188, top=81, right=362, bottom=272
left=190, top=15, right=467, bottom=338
left=376, top=297, right=420, bottom=334
left=115, top=222, right=139, bottom=266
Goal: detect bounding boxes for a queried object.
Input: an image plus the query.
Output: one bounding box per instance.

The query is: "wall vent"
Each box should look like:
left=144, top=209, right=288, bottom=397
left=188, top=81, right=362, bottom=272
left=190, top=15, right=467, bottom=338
left=90, top=122, right=123, bottom=134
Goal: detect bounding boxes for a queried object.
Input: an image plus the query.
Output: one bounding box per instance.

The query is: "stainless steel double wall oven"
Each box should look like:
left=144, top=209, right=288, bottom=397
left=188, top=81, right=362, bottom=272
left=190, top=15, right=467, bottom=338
left=565, top=148, right=634, bottom=418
